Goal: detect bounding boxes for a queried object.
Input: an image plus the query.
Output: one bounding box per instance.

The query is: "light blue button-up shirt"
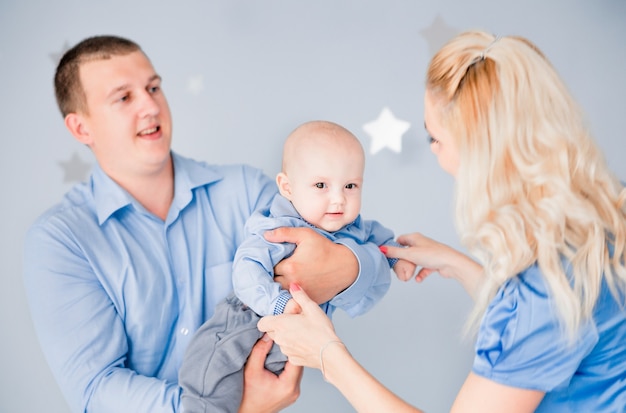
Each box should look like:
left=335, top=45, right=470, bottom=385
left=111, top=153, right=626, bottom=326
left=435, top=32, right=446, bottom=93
left=23, top=153, right=389, bottom=413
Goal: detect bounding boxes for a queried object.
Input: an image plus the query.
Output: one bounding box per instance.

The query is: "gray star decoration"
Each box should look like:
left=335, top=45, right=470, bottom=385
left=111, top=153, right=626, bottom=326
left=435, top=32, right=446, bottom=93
left=50, top=41, right=71, bottom=66
left=363, top=107, right=411, bottom=155
left=419, top=14, right=459, bottom=56
left=58, top=152, right=92, bottom=183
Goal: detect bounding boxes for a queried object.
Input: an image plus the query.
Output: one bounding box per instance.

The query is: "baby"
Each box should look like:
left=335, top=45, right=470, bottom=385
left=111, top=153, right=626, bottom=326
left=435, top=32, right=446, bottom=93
left=179, top=120, right=414, bottom=413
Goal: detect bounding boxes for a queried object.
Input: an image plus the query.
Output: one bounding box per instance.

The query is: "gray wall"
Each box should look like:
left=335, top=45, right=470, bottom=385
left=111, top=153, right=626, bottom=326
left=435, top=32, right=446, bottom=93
left=2, top=1, right=625, bottom=412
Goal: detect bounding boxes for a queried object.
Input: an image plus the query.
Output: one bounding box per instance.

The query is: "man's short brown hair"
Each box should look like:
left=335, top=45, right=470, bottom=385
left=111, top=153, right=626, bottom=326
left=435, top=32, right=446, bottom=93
left=54, top=35, right=142, bottom=117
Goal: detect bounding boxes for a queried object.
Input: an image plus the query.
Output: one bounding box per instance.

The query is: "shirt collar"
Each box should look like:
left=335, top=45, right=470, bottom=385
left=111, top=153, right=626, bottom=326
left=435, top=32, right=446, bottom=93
left=92, top=152, right=223, bottom=225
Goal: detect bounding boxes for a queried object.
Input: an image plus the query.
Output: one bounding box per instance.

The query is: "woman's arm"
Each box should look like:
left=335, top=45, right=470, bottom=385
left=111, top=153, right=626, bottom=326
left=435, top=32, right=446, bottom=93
left=258, top=284, right=545, bottom=413
left=258, top=284, right=423, bottom=413
left=321, top=342, right=424, bottom=413
left=383, top=232, right=484, bottom=298
left=451, top=373, right=544, bottom=413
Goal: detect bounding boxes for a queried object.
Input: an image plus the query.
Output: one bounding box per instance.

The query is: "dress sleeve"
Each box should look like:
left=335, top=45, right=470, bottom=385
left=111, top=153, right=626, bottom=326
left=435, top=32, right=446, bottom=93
left=472, top=265, right=598, bottom=392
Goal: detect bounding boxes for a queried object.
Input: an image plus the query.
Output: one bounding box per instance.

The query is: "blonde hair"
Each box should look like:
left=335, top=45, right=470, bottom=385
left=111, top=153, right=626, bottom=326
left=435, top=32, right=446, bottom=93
left=426, top=30, right=626, bottom=338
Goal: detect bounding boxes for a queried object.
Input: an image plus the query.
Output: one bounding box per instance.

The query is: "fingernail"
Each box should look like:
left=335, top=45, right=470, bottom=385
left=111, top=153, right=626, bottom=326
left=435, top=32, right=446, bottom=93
left=261, top=333, right=271, bottom=342
left=379, top=246, right=388, bottom=254
left=290, top=283, right=301, bottom=292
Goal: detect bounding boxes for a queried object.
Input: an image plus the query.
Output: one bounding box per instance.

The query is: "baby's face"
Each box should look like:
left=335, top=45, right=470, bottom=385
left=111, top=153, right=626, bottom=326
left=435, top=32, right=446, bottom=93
left=286, top=139, right=364, bottom=232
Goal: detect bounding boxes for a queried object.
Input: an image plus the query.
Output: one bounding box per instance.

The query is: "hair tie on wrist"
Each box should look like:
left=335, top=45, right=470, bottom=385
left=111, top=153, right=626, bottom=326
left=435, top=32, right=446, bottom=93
left=320, top=340, right=345, bottom=382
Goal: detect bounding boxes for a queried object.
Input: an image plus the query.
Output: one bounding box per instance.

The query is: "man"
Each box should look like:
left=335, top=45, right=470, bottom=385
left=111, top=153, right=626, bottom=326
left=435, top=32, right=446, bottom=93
left=23, top=35, right=390, bottom=412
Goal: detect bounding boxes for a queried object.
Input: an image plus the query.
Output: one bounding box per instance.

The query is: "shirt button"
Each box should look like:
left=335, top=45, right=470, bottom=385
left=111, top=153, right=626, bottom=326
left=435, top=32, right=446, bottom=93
left=180, top=327, right=189, bottom=335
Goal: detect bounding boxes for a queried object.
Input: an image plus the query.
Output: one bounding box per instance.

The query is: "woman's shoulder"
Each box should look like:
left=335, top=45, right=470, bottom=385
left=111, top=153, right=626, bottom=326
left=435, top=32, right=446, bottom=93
left=488, top=263, right=549, bottom=311
left=474, top=263, right=599, bottom=391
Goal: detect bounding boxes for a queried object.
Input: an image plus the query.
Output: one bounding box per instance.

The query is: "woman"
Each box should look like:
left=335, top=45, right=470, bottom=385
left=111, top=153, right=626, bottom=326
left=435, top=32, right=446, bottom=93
left=258, top=30, right=626, bottom=412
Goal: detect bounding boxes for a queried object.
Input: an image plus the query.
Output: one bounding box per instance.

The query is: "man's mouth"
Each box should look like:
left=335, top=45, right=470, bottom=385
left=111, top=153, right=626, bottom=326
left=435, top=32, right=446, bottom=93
left=138, top=126, right=159, bottom=136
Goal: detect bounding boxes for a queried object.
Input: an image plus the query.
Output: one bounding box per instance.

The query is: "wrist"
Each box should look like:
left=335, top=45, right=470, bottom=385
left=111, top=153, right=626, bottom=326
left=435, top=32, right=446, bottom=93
left=319, top=339, right=349, bottom=384
left=445, top=252, right=483, bottom=297
left=335, top=242, right=359, bottom=288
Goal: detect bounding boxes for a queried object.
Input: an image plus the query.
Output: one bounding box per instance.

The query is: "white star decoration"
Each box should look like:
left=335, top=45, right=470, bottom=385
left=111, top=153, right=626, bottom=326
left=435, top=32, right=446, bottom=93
left=362, top=107, right=411, bottom=155
left=187, top=75, right=204, bottom=95
left=58, top=152, right=91, bottom=183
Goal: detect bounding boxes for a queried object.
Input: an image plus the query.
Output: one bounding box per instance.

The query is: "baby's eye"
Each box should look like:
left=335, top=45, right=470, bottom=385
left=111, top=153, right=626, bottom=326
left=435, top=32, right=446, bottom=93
left=345, top=183, right=358, bottom=189
left=314, top=182, right=326, bottom=189
left=118, top=94, right=130, bottom=102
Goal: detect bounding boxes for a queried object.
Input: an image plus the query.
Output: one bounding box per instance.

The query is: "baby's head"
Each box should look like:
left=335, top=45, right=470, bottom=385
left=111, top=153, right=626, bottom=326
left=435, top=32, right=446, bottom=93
left=277, top=120, right=365, bottom=232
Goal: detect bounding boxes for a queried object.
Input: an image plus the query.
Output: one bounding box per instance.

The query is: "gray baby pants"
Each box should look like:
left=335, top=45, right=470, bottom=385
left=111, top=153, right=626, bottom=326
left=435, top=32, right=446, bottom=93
left=178, top=292, right=287, bottom=413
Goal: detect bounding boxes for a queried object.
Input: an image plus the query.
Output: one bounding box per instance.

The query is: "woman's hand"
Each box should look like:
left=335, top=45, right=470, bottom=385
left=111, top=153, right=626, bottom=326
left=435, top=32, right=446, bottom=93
left=258, top=283, right=340, bottom=370
left=382, top=232, right=484, bottom=297
left=260, top=284, right=425, bottom=413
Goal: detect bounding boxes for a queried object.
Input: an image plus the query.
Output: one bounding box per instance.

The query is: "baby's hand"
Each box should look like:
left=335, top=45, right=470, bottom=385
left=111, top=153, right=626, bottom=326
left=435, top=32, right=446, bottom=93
left=393, top=258, right=417, bottom=282
left=283, top=298, right=302, bottom=314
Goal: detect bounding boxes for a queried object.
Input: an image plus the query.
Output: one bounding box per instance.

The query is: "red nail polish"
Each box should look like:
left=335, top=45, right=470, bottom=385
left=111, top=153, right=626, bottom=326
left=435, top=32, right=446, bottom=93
left=379, top=246, right=388, bottom=254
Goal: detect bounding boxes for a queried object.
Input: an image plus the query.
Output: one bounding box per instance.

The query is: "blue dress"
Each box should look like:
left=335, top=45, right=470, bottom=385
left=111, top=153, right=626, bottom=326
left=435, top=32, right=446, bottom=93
left=473, top=262, right=626, bottom=412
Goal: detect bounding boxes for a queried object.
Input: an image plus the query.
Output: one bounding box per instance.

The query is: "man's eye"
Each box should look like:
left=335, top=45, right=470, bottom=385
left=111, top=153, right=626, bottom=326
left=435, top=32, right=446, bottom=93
left=315, top=183, right=326, bottom=189
left=119, top=94, right=129, bottom=102
left=149, top=86, right=160, bottom=93
left=427, top=134, right=439, bottom=144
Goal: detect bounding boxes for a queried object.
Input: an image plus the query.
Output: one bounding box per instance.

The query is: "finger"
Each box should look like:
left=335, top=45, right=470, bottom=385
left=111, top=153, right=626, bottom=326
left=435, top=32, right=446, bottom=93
left=280, top=359, right=304, bottom=380
left=400, top=271, right=413, bottom=282
left=382, top=244, right=414, bottom=261
left=288, top=283, right=318, bottom=311
left=415, top=267, right=435, bottom=283
left=273, top=275, right=289, bottom=290
left=396, top=233, right=419, bottom=247
left=264, top=227, right=309, bottom=245
left=257, top=315, right=278, bottom=334
left=247, top=334, right=274, bottom=369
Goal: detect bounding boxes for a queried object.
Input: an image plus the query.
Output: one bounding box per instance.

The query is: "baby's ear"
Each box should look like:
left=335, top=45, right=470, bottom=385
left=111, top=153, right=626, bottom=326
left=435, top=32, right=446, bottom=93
left=276, top=172, right=292, bottom=200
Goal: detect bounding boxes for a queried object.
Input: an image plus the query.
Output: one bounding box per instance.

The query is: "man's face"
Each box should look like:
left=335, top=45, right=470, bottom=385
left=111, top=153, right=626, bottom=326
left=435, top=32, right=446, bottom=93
left=74, top=51, right=173, bottom=178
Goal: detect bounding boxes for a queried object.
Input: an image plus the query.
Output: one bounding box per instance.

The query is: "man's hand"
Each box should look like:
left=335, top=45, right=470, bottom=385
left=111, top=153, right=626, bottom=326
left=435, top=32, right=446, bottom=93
left=264, top=227, right=358, bottom=304
left=239, top=335, right=303, bottom=413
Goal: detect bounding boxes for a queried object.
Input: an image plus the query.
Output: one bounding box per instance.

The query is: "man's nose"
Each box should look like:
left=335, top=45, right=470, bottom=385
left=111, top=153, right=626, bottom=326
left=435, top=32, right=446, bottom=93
left=138, top=91, right=160, bottom=117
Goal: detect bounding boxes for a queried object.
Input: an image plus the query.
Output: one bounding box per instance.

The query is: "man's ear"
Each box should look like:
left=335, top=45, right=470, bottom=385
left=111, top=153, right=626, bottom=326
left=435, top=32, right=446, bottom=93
left=276, top=172, right=292, bottom=200
left=64, top=113, right=93, bottom=146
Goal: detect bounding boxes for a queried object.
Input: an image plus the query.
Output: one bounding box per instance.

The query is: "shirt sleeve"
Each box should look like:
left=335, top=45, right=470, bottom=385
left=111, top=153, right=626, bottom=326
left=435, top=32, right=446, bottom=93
left=359, top=218, right=402, bottom=267
left=327, top=239, right=392, bottom=318
left=232, top=215, right=295, bottom=316
left=472, top=266, right=598, bottom=392
left=23, top=221, right=181, bottom=413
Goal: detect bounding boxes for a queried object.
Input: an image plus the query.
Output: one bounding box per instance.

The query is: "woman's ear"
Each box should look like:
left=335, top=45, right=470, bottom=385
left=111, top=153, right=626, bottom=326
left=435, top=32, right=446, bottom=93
left=64, top=113, right=93, bottom=146
left=276, top=172, right=292, bottom=200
